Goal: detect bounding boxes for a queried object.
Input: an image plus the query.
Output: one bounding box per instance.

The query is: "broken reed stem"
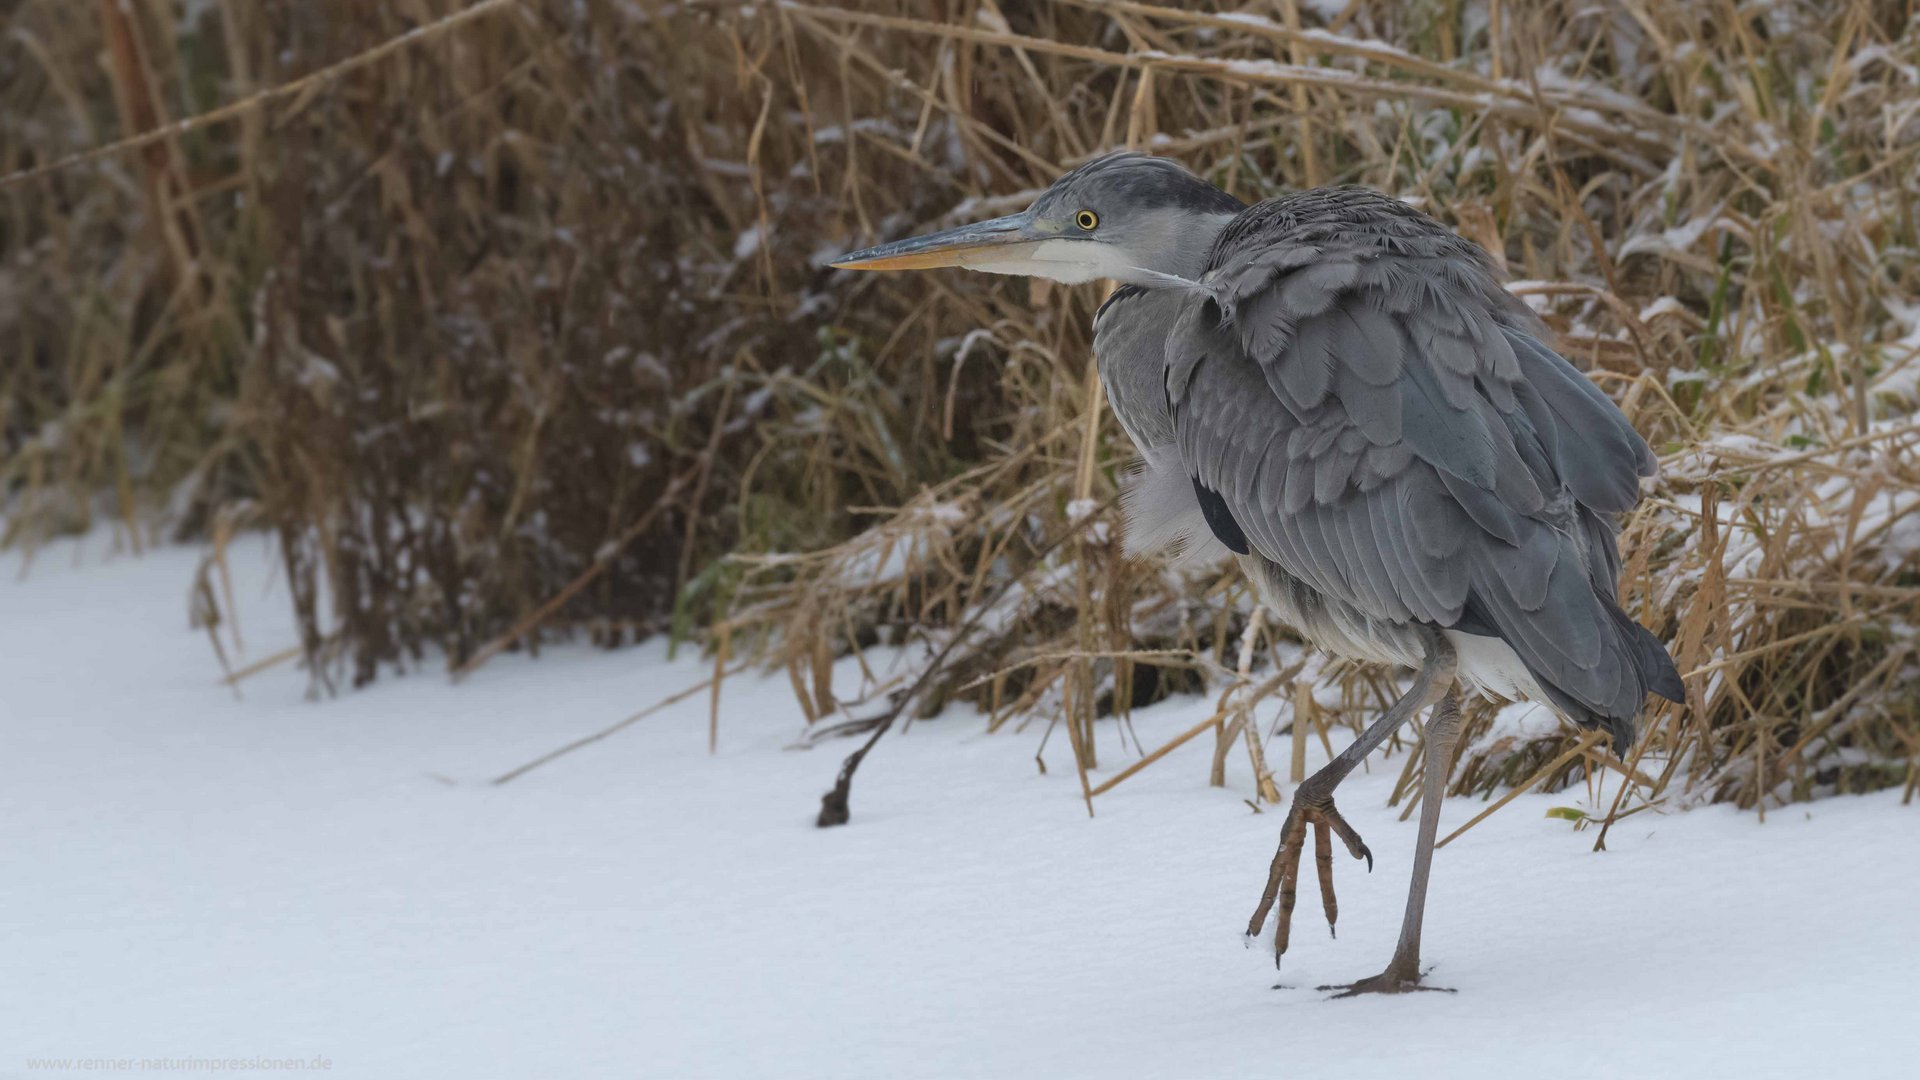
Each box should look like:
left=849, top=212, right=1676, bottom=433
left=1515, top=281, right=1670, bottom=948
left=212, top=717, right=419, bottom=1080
left=490, top=659, right=751, bottom=786
left=1435, top=730, right=1605, bottom=849
left=1290, top=681, right=1311, bottom=784
left=1209, top=606, right=1280, bottom=801
left=710, top=628, right=731, bottom=754
left=1067, top=350, right=1107, bottom=816
left=1591, top=710, right=1664, bottom=852
left=955, top=649, right=1224, bottom=694
left=816, top=493, right=1121, bottom=827
left=1087, top=708, right=1228, bottom=797
left=219, top=645, right=301, bottom=687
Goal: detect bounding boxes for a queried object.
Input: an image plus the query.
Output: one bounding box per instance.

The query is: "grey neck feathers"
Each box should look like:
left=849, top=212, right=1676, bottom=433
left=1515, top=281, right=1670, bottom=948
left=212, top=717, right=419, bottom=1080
left=1121, top=209, right=1239, bottom=284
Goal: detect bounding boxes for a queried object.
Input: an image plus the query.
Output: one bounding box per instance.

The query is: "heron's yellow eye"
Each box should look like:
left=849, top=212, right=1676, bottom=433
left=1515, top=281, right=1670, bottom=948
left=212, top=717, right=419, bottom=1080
left=1075, top=210, right=1099, bottom=231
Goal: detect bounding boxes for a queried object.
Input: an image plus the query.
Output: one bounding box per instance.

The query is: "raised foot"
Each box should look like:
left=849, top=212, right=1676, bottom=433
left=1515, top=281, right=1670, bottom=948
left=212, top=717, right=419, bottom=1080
left=1244, top=793, right=1372, bottom=969
left=1318, top=968, right=1455, bottom=998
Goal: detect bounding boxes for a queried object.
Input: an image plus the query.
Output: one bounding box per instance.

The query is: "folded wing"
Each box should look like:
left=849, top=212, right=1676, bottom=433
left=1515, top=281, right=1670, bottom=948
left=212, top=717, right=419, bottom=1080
left=1162, top=190, right=1681, bottom=746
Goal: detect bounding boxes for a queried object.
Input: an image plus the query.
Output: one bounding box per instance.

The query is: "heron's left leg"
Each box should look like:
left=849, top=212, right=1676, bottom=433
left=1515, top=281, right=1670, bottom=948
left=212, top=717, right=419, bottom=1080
left=1322, top=686, right=1465, bottom=997
left=1247, top=635, right=1456, bottom=970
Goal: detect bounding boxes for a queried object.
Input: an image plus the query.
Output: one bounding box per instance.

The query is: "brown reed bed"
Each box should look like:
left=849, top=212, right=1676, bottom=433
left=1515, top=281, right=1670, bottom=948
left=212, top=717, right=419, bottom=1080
left=2, top=1, right=1916, bottom=825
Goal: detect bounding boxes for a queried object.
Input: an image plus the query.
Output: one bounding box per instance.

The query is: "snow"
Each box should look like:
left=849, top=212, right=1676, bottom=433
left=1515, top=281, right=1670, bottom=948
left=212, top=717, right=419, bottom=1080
left=1617, top=214, right=1726, bottom=259
left=819, top=500, right=969, bottom=587
left=731, top=223, right=762, bottom=261
left=3, top=536, right=1917, bottom=1079
left=1638, top=295, right=1692, bottom=322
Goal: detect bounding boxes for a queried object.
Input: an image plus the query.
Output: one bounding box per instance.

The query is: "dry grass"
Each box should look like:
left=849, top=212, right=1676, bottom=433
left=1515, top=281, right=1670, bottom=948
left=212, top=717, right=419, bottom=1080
left=4, top=1, right=757, bottom=684
left=3, top=1, right=1917, bottom=824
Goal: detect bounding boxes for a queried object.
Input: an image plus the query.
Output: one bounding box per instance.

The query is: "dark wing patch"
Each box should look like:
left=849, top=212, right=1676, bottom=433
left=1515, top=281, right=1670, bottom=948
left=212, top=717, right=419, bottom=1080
left=1191, top=478, right=1251, bottom=555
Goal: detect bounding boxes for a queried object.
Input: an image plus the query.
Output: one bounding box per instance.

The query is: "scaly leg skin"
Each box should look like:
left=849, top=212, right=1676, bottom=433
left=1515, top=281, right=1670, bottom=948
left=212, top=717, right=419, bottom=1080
left=1246, top=636, right=1457, bottom=973
left=1321, top=687, right=1465, bottom=998
left=1312, top=818, right=1337, bottom=937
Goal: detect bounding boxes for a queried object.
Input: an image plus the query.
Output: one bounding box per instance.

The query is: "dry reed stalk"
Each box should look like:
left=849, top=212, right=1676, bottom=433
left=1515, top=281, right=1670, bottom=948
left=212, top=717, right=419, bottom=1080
left=2, top=0, right=1915, bottom=826
left=1087, top=708, right=1228, bottom=798
left=1437, top=731, right=1607, bottom=850
left=491, top=660, right=752, bottom=786
left=0, top=0, right=528, bottom=191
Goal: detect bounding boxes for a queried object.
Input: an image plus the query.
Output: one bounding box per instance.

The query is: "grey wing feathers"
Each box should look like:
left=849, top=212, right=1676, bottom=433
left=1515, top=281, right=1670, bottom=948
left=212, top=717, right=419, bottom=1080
left=1165, top=189, right=1681, bottom=747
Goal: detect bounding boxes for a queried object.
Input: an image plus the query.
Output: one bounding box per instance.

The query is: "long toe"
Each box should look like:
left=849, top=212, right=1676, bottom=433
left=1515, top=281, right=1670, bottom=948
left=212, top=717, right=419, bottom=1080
left=1317, top=801, right=1372, bottom=870
left=1312, top=817, right=1339, bottom=937
left=1319, top=967, right=1455, bottom=998
left=1246, top=805, right=1311, bottom=968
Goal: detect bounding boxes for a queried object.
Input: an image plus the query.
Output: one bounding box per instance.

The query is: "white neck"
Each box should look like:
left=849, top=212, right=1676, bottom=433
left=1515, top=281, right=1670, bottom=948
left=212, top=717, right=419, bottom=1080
left=965, top=240, right=1155, bottom=285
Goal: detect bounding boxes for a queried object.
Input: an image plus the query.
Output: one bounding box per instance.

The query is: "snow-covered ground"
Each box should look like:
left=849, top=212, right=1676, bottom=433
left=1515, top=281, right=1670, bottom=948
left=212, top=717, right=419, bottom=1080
left=3, top=535, right=1915, bottom=1079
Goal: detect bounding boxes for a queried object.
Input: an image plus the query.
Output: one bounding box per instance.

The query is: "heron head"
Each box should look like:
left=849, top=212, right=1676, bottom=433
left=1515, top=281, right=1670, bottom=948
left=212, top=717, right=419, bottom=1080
left=831, top=152, right=1242, bottom=286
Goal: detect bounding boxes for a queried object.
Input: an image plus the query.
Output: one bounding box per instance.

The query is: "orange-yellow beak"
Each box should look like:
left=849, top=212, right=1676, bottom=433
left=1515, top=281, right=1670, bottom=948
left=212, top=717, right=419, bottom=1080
left=830, top=212, right=1040, bottom=272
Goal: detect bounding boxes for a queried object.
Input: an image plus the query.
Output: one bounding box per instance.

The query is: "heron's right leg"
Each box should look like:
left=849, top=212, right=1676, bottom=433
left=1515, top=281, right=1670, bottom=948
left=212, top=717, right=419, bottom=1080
left=1246, top=635, right=1457, bottom=970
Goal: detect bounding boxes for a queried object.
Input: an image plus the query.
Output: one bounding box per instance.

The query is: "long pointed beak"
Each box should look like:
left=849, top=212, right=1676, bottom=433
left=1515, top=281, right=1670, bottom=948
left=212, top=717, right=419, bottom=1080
left=831, top=212, right=1039, bottom=271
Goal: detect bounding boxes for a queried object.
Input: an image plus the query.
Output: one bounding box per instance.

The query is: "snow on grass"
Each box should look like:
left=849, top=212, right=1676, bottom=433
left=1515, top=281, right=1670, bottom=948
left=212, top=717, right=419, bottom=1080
left=2, top=536, right=1916, bottom=1079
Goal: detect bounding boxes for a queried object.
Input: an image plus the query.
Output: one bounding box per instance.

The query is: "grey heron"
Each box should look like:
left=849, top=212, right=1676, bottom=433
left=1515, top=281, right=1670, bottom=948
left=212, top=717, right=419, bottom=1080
left=832, top=152, right=1683, bottom=996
